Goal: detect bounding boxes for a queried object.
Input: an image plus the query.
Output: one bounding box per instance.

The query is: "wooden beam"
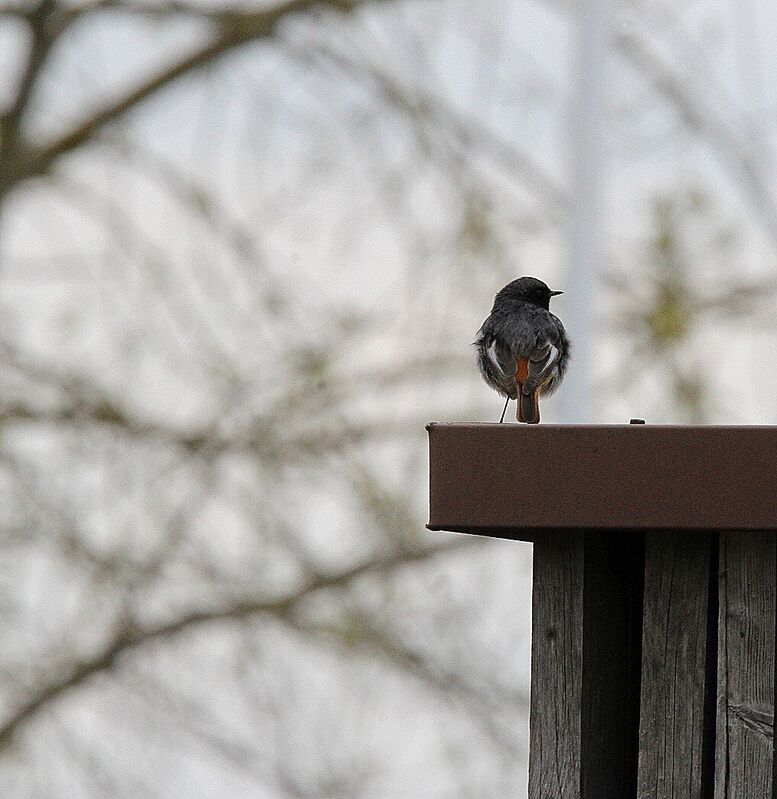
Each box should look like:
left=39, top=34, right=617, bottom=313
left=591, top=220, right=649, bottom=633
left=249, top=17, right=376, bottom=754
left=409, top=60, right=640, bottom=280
left=529, top=532, right=643, bottom=799
left=715, top=533, right=776, bottom=798
left=529, top=533, right=583, bottom=799
left=637, top=534, right=717, bottom=799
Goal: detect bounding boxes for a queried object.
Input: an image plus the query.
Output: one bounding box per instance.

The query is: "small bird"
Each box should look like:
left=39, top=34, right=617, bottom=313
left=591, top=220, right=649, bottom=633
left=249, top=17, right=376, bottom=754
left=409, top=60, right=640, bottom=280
left=475, top=276, right=570, bottom=424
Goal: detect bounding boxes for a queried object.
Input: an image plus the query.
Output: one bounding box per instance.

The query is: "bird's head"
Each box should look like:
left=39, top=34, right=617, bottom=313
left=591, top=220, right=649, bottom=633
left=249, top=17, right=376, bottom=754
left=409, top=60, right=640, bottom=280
left=497, top=276, right=563, bottom=310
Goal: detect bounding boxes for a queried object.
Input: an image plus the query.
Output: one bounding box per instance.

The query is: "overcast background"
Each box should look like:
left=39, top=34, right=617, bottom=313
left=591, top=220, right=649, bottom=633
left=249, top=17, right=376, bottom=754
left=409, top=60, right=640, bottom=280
left=0, top=0, right=775, bottom=796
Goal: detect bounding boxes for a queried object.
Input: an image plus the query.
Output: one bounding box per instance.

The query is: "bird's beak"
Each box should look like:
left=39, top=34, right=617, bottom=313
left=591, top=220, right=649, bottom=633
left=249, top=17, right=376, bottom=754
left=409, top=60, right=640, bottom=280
left=549, top=290, right=564, bottom=296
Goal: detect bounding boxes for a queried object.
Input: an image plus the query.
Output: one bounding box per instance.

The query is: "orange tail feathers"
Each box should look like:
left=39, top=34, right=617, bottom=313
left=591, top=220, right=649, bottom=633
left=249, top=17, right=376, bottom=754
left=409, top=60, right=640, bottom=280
left=514, top=357, right=540, bottom=424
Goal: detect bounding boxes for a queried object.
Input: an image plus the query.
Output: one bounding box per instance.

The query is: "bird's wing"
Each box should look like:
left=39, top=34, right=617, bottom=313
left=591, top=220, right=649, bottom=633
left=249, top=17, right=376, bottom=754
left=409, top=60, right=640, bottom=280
left=475, top=321, right=519, bottom=398
left=522, top=327, right=565, bottom=395
left=484, top=333, right=515, bottom=377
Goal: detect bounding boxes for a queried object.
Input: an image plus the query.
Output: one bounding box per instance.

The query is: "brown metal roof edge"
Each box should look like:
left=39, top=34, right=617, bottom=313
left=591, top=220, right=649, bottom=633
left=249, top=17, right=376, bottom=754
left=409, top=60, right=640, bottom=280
left=427, top=422, right=777, bottom=533
left=427, top=524, right=777, bottom=541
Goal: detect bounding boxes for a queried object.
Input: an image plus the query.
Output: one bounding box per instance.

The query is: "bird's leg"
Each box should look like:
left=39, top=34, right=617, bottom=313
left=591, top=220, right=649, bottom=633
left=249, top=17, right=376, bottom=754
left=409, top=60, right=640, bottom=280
left=498, top=396, right=509, bottom=423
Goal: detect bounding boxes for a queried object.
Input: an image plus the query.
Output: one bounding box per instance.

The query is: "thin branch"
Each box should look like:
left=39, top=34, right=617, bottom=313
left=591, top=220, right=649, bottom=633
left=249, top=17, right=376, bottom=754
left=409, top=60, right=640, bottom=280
left=0, top=0, right=58, bottom=167
left=616, top=29, right=777, bottom=246
left=1, top=0, right=380, bottom=193
left=0, top=539, right=481, bottom=747
left=290, top=38, right=567, bottom=215
left=529, top=0, right=777, bottom=249
left=290, top=611, right=527, bottom=752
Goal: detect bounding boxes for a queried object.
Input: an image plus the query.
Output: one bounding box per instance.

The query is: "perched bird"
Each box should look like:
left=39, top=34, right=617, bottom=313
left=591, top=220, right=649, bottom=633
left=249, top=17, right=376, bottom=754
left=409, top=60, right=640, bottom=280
left=475, top=276, right=570, bottom=424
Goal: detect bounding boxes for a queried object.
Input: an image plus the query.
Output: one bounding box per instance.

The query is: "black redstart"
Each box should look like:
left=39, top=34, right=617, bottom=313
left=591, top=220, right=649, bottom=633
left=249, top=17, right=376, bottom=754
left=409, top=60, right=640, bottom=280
left=475, top=276, right=570, bottom=424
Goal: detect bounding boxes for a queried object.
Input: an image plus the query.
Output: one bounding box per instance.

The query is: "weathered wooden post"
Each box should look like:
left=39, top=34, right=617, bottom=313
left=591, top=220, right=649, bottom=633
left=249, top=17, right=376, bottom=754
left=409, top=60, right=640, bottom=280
left=427, top=423, right=777, bottom=799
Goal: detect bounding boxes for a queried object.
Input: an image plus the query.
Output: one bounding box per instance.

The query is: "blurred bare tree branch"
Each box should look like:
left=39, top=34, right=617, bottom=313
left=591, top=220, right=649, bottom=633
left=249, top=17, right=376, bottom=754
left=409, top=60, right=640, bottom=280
left=0, top=538, right=478, bottom=748
left=1, top=0, right=386, bottom=195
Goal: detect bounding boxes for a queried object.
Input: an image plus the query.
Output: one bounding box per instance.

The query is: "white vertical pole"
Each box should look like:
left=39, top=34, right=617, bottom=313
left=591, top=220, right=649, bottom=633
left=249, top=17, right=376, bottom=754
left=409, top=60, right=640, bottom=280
left=561, top=0, right=612, bottom=423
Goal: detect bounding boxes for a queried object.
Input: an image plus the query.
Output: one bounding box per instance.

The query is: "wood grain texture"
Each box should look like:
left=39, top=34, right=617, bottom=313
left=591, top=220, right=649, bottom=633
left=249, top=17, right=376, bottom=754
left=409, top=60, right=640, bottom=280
left=529, top=533, right=584, bottom=799
left=637, top=534, right=716, bottom=799
left=714, top=532, right=775, bottom=799
left=529, top=533, right=643, bottom=799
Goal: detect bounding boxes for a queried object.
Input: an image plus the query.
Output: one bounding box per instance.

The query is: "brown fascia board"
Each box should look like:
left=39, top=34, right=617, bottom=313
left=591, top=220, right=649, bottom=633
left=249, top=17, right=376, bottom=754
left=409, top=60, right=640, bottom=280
left=427, top=423, right=777, bottom=541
